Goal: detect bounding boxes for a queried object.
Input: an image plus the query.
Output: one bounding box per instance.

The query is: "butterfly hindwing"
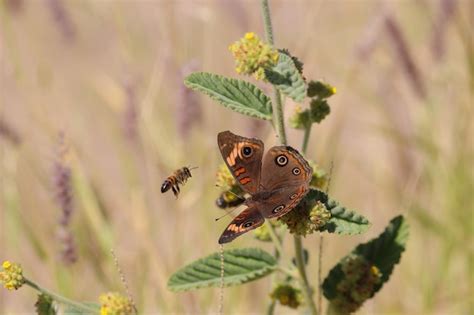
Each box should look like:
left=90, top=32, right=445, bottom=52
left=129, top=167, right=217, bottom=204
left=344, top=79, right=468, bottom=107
left=218, top=207, right=264, bottom=244
left=258, top=146, right=312, bottom=219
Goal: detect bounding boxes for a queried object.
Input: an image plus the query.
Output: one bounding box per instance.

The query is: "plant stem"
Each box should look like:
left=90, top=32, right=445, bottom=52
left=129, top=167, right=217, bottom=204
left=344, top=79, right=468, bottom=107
left=266, top=300, right=276, bottom=315
left=294, top=235, right=318, bottom=315
left=261, top=0, right=287, bottom=145
left=24, top=278, right=99, bottom=314
left=261, top=0, right=274, bottom=46
left=302, top=124, right=312, bottom=154
left=266, top=222, right=284, bottom=257
left=261, top=1, right=317, bottom=314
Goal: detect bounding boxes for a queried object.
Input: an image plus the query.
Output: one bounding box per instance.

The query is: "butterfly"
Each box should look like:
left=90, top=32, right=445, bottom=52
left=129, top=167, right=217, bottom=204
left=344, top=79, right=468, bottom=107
left=217, top=131, right=312, bottom=244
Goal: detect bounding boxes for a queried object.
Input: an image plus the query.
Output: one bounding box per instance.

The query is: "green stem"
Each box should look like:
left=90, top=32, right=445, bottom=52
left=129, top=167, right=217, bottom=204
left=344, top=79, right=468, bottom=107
left=302, top=124, right=312, bottom=154
left=261, top=0, right=287, bottom=145
left=294, top=236, right=318, bottom=315
left=266, top=222, right=284, bottom=257
left=276, top=266, right=298, bottom=279
left=24, top=278, right=99, bottom=314
left=261, top=0, right=274, bottom=46
left=261, top=1, right=317, bottom=314
left=266, top=300, right=276, bottom=315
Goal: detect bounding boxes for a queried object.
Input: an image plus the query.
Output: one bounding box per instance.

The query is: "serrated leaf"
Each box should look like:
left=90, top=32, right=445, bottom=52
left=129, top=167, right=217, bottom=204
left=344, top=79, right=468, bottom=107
left=353, top=215, right=409, bottom=292
left=184, top=72, right=273, bottom=120
left=35, top=294, right=56, bottom=315
left=323, top=215, right=409, bottom=300
left=305, top=189, right=370, bottom=235
left=266, top=53, right=306, bottom=102
left=63, top=303, right=100, bottom=315
left=168, top=248, right=277, bottom=292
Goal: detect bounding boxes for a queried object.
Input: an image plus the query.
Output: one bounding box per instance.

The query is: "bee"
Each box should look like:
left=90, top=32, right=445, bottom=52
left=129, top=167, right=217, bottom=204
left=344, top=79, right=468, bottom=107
left=161, top=166, right=197, bottom=198
left=215, top=190, right=245, bottom=209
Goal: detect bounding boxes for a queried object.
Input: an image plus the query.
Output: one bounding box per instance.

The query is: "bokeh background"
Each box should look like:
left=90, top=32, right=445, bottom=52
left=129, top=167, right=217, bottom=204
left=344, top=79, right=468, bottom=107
left=1, top=0, right=472, bottom=314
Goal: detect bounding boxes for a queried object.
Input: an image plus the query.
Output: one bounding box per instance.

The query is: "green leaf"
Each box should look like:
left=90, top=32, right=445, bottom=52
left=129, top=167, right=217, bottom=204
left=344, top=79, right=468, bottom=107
left=305, top=189, right=371, bottom=235
left=168, top=248, right=277, bottom=292
left=184, top=72, right=273, bottom=120
left=322, top=215, right=409, bottom=300
left=35, top=294, right=56, bottom=315
left=63, top=303, right=100, bottom=315
left=353, top=215, right=409, bottom=291
left=266, top=53, right=306, bottom=102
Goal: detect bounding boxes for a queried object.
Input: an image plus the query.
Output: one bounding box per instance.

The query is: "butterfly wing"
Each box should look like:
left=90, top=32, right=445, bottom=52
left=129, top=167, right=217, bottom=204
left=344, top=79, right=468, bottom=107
left=218, top=207, right=265, bottom=244
left=217, top=131, right=264, bottom=195
left=258, top=146, right=312, bottom=219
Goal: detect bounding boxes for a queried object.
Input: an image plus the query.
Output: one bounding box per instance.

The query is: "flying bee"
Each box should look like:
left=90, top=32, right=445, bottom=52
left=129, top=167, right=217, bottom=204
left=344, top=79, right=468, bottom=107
left=161, top=166, right=197, bottom=198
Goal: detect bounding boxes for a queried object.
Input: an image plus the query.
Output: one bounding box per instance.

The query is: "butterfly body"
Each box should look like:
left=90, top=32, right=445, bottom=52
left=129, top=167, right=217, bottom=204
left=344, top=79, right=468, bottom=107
left=217, top=131, right=312, bottom=244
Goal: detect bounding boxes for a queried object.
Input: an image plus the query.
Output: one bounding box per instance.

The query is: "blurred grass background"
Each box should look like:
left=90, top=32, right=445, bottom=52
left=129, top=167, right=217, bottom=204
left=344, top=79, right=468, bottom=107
left=0, top=0, right=472, bottom=314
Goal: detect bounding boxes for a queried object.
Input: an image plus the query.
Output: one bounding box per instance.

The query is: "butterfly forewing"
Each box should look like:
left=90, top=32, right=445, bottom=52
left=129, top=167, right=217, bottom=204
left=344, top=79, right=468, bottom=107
left=217, top=131, right=264, bottom=194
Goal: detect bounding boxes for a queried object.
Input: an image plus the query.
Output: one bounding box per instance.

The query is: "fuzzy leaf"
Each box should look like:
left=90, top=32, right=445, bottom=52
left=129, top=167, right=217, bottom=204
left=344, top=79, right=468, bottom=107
left=35, top=294, right=56, bottom=315
left=323, top=215, right=409, bottom=299
left=184, top=72, right=273, bottom=120
left=305, top=189, right=370, bottom=235
left=265, top=53, right=306, bottom=102
left=168, top=248, right=277, bottom=292
left=353, top=215, right=409, bottom=291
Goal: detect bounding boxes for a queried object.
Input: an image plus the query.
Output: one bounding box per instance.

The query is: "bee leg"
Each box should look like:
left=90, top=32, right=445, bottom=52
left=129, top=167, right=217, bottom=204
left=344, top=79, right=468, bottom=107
left=176, top=185, right=182, bottom=198
left=172, top=186, right=179, bottom=198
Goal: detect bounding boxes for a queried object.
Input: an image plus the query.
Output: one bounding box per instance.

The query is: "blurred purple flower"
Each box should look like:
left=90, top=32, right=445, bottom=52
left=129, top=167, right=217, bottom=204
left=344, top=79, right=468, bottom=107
left=46, top=0, right=76, bottom=42
left=384, top=14, right=427, bottom=99
left=53, top=132, right=77, bottom=265
left=176, top=60, right=201, bottom=140
left=4, top=0, right=24, bottom=14
left=122, top=82, right=138, bottom=142
left=431, top=0, right=457, bottom=61
left=0, top=118, right=21, bottom=145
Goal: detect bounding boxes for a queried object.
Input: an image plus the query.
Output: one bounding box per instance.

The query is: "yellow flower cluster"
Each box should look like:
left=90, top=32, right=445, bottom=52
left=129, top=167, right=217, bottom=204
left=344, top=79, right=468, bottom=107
left=253, top=221, right=281, bottom=242
left=99, top=292, right=134, bottom=315
left=215, top=163, right=236, bottom=191
left=270, top=283, right=304, bottom=309
left=229, top=32, right=279, bottom=80
left=309, top=201, right=331, bottom=229
left=308, top=161, right=328, bottom=190
left=0, top=261, right=25, bottom=290
left=330, top=254, right=382, bottom=314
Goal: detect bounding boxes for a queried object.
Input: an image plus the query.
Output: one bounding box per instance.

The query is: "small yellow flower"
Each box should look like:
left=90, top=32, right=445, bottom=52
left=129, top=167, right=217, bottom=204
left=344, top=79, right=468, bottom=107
left=309, top=201, right=331, bottom=229
left=270, top=283, right=304, bottom=309
left=253, top=221, right=281, bottom=242
left=0, top=260, right=25, bottom=290
left=99, top=292, right=134, bottom=315
left=229, top=32, right=279, bottom=80
left=215, top=163, right=236, bottom=191
left=329, top=254, right=382, bottom=313
left=307, top=80, right=336, bottom=99
left=244, top=32, right=255, bottom=40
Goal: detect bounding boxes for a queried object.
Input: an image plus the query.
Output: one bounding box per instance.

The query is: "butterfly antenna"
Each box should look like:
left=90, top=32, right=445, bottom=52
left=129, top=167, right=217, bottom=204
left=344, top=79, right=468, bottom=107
left=215, top=207, right=239, bottom=221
